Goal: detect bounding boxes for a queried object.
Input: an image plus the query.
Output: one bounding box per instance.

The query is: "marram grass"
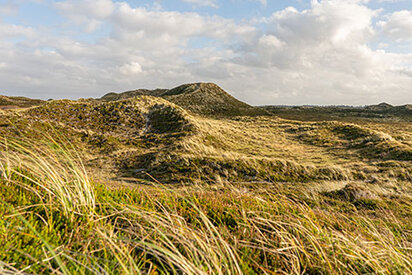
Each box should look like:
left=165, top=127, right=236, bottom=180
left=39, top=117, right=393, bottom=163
left=0, top=136, right=411, bottom=274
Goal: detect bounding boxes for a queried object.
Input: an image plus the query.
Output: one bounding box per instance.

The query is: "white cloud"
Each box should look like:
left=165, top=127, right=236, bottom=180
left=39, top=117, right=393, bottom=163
left=0, top=0, right=411, bottom=105
left=55, top=0, right=115, bottom=32
left=258, top=35, right=284, bottom=49
left=182, top=0, right=218, bottom=8
left=119, top=62, right=143, bottom=75
left=234, top=0, right=267, bottom=6
left=236, top=0, right=377, bottom=72
left=378, top=10, right=412, bottom=42
left=227, top=1, right=411, bottom=105
left=56, top=0, right=115, bottom=19
left=0, top=23, right=36, bottom=38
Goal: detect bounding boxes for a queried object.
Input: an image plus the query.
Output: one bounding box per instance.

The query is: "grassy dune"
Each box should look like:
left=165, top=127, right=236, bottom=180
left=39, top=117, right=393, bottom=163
left=0, top=86, right=411, bottom=274
left=0, top=136, right=411, bottom=274
left=0, top=95, right=44, bottom=109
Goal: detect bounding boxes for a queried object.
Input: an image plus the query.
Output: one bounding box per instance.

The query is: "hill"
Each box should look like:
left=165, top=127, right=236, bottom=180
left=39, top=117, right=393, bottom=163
left=0, top=95, right=44, bottom=109
left=0, top=92, right=411, bottom=274
left=101, top=83, right=268, bottom=116
left=262, top=103, right=412, bottom=122
left=101, top=88, right=168, bottom=100
left=365, top=102, right=412, bottom=114
left=26, top=97, right=195, bottom=137
left=364, top=102, right=394, bottom=111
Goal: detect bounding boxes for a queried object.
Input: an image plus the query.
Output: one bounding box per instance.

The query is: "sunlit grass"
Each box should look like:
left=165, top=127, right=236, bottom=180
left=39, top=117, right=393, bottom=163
left=0, top=136, right=410, bottom=274
left=0, top=135, right=95, bottom=219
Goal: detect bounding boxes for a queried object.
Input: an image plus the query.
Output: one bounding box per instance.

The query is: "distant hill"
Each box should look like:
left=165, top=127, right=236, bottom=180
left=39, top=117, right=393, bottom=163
left=101, top=83, right=268, bottom=117
left=364, top=102, right=394, bottom=111
left=0, top=95, right=44, bottom=109
left=101, top=89, right=168, bottom=101
left=365, top=103, right=412, bottom=114
left=261, top=102, right=412, bottom=122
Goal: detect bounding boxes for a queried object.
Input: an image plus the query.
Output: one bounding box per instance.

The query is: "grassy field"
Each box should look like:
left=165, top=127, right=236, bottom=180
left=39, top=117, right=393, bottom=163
left=0, top=91, right=411, bottom=274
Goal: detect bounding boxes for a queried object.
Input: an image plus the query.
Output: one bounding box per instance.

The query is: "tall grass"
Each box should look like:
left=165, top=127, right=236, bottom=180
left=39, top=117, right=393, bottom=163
left=0, top=135, right=95, bottom=218
left=0, top=136, right=411, bottom=274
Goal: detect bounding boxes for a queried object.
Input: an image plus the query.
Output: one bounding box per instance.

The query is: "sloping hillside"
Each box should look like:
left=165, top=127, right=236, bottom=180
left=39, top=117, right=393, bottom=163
left=364, top=102, right=394, bottom=111
left=101, top=89, right=168, bottom=101
left=0, top=95, right=44, bottom=109
left=101, top=83, right=267, bottom=117
left=262, top=103, right=412, bottom=122
left=26, top=96, right=195, bottom=137
left=365, top=103, right=412, bottom=114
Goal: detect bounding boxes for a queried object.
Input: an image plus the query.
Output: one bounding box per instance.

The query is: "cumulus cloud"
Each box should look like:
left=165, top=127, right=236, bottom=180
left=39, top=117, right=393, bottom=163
left=182, top=0, right=218, bottom=8
left=119, top=62, right=143, bottom=75
left=0, top=23, right=36, bottom=39
left=378, top=10, right=412, bottom=42
left=55, top=0, right=115, bottom=32
left=110, top=3, right=255, bottom=42
left=236, top=0, right=377, bottom=72
left=0, top=0, right=411, bottom=105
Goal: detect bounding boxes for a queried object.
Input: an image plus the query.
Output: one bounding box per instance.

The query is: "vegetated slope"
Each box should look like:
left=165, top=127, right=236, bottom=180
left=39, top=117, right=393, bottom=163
left=162, top=83, right=267, bottom=116
left=101, top=83, right=268, bottom=117
left=0, top=95, right=44, bottom=109
left=364, top=102, right=394, bottom=111
left=4, top=96, right=409, bottom=186
left=290, top=122, right=412, bottom=161
left=26, top=96, right=195, bottom=137
left=261, top=103, right=412, bottom=122
left=101, top=88, right=168, bottom=101
left=362, top=102, right=412, bottom=113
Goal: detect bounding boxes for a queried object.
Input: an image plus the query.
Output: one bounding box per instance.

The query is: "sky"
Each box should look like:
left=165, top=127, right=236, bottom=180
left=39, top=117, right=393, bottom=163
left=0, top=0, right=411, bottom=105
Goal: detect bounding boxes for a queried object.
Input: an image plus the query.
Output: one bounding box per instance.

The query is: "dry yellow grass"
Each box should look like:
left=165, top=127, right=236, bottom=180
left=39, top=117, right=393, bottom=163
left=0, top=138, right=410, bottom=273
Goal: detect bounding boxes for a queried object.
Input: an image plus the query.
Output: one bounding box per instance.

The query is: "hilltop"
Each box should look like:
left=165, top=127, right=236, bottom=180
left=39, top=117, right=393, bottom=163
left=101, top=83, right=268, bottom=116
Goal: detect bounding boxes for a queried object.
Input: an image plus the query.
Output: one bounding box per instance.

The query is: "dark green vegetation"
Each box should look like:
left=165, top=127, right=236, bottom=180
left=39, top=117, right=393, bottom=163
left=101, top=83, right=267, bottom=117
left=0, top=95, right=44, bottom=110
left=262, top=103, right=412, bottom=122
left=0, top=83, right=411, bottom=274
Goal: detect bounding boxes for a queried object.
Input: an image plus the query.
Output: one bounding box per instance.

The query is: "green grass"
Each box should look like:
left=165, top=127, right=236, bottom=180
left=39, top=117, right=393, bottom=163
left=0, top=137, right=411, bottom=274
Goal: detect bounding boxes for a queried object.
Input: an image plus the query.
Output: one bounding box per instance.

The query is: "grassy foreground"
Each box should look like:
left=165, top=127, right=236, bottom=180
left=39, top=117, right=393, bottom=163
left=0, top=136, right=411, bottom=274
